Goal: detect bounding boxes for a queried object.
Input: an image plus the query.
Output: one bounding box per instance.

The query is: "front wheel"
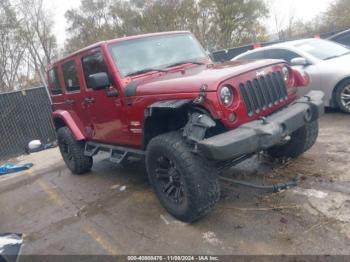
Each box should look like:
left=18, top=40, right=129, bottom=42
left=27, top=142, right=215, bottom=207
left=57, top=127, right=93, bottom=175
left=146, top=131, right=220, bottom=223
left=335, top=80, right=350, bottom=114
left=267, top=121, right=319, bottom=159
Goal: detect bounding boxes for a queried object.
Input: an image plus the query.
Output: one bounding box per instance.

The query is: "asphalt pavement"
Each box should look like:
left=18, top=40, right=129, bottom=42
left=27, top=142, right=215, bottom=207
left=0, top=110, right=349, bottom=255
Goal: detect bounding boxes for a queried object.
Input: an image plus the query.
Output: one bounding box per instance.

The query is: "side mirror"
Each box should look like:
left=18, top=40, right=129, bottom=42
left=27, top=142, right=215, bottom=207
left=88, top=72, right=110, bottom=90
left=291, top=57, right=309, bottom=66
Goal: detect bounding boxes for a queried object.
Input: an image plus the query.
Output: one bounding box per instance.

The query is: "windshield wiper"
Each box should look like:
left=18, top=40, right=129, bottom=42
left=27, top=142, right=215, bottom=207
left=125, top=61, right=205, bottom=76
left=166, top=60, right=205, bottom=68
left=125, top=68, right=167, bottom=77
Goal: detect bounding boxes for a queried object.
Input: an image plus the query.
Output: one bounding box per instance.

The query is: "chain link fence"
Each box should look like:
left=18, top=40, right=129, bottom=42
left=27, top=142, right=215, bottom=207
left=0, top=87, right=56, bottom=160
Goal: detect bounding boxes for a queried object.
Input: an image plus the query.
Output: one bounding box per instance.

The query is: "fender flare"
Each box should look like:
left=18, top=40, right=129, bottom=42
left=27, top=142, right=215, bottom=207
left=142, top=99, right=192, bottom=147
left=52, top=110, right=86, bottom=141
left=143, top=99, right=218, bottom=147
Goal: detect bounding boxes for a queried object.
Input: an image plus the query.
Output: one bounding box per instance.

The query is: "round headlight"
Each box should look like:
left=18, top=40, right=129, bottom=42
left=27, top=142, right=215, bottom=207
left=220, top=85, right=233, bottom=106
left=282, top=66, right=290, bottom=83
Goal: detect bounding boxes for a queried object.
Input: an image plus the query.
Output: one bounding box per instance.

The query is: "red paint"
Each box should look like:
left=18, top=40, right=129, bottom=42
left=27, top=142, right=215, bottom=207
left=52, top=110, right=86, bottom=140
left=291, top=68, right=311, bottom=87
left=48, top=31, right=308, bottom=149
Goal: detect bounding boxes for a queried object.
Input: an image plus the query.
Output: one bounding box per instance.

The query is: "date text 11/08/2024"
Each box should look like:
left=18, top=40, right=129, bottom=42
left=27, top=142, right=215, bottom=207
left=127, top=256, right=219, bottom=261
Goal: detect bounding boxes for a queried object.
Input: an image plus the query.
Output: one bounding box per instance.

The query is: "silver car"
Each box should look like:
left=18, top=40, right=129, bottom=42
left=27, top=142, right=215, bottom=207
left=233, top=38, right=350, bottom=114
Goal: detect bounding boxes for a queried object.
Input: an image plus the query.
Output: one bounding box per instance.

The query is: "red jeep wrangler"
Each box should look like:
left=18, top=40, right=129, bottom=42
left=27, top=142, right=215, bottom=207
left=48, top=31, right=324, bottom=222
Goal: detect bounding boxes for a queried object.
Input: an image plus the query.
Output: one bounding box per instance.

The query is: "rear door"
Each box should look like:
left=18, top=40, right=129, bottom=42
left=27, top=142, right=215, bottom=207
left=48, top=66, right=66, bottom=110
left=61, top=59, right=92, bottom=137
left=80, top=49, right=129, bottom=145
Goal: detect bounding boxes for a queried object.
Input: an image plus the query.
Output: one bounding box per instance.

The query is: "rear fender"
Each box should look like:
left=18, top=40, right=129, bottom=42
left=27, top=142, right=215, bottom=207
left=52, top=110, right=86, bottom=141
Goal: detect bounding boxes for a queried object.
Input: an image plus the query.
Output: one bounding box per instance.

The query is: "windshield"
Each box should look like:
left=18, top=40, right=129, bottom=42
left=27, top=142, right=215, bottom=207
left=109, top=33, right=207, bottom=77
left=295, top=39, right=350, bottom=60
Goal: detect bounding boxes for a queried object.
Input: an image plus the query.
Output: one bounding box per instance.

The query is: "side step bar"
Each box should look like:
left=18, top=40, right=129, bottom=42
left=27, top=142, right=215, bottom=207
left=84, top=141, right=145, bottom=165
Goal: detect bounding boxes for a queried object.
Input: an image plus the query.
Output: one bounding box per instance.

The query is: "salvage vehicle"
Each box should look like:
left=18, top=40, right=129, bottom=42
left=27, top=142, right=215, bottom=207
left=47, top=31, right=324, bottom=222
left=233, top=38, right=350, bottom=114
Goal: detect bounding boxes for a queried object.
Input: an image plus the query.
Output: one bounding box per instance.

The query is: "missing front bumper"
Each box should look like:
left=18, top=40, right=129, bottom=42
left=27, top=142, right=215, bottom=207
left=198, top=91, right=324, bottom=161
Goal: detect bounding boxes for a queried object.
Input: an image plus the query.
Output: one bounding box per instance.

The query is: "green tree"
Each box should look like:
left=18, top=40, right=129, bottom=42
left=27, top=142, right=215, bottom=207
left=17, top=0, right=57, bottom=86
left=0, top=0, right=25, bottom=91
left=203, top=0, right=268, bottom=50
left=323, top=0, right=350, bottom=32
left=273, top=0, right=350, bottom=41
left=65, top=0, right=116, bottom=53
left=0, top=0, right=57, bottom=91
left=64, top=0, right=269, bottom=52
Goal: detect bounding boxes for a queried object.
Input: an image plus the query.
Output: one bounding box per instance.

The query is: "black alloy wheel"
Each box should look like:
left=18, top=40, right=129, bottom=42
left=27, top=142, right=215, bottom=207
left=155, top=156, right=185, bottom=204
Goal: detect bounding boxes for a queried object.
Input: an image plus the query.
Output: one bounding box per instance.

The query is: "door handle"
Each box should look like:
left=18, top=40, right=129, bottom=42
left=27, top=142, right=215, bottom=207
left=106, top=89, right=118, bottom=97
left=84, top=97, right=95, bottom=104
left=65, top=99, right=75, bottom=105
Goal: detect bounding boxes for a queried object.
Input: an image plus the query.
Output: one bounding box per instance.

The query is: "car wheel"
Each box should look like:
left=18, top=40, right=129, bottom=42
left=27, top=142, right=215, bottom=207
left=267, top=121, right=319, bottom=159
left=146, top=131, right=220, bottom=223
left=57, top=127, right=93, bottom=174
left=335, top=79, right=350, bottom=114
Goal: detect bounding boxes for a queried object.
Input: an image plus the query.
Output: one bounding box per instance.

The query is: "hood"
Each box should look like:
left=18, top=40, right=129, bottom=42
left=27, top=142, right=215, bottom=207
left=131, top=59, right=285, bottom=96
left=323, top=53, right=350, bottom=67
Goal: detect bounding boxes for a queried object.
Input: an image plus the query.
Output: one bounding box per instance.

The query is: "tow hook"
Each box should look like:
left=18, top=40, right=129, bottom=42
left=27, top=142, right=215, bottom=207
left=259, top=116, right=268, bottom=125
left=219, top=174, right=300, bottom=193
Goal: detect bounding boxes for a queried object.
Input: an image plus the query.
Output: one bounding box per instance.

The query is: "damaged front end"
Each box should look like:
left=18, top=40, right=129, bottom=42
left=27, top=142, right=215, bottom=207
left=182, top=112, right=216, bottom=143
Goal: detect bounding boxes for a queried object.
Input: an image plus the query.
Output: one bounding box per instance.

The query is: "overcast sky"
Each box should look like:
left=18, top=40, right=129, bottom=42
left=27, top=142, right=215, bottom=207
left=45, top=0, right=335, bottom=47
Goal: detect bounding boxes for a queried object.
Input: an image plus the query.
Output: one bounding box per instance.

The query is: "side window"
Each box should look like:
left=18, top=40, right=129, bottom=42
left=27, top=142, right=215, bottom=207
left=62, top=60, right=80, bottom=92
left=48, top=68, right=62, bottom=95
left=333, top=34, right=350, bottom=47
left=82, top=51, right=108, bottom=89
left=239, top=51, right=265, bottom=60
left=265, top=49, right=299, bottom=62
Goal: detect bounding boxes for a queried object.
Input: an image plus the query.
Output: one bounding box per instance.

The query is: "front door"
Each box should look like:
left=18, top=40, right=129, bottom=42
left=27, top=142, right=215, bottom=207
left=79, top=49, right=129, bottom=145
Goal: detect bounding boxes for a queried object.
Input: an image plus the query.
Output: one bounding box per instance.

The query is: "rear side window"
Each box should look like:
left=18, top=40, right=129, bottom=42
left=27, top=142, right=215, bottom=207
left=333, top=34, right=350, bottom=47
left=82, top=51, right=108, bottom=88
left=48, top=68, right=62, bottom=95
left=265, top=49, right=299, bottom=62
left=62, top=60, right=80, bottom=92
left=239, top=51, right=265, bottom=60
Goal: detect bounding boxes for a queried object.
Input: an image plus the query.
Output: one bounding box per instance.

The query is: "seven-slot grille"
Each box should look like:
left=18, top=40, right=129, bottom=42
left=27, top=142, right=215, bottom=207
left=239, top=71, right=288, bottom=116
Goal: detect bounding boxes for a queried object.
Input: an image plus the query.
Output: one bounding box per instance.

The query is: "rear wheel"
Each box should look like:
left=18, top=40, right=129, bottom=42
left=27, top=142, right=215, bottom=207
left=57, top=127, right=92, bottom=174
left=267, top=121, right=319, bottom=159
left=146, top=131, right=220, bottom=222
left=335, top=80, right=350, bottom=114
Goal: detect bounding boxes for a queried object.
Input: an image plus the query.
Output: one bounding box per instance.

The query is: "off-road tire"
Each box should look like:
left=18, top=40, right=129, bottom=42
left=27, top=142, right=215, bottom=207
left=267, top=121, right=319, bottom=159
left=335, top=79, right=350, bottom=114
left=146, top=131, right=220, bottom=223
left=57, top=127, right=93, bottom=175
